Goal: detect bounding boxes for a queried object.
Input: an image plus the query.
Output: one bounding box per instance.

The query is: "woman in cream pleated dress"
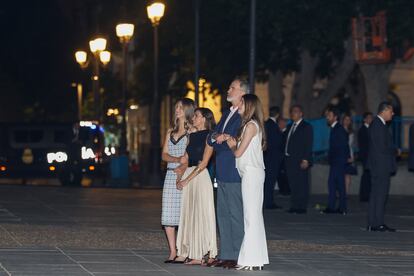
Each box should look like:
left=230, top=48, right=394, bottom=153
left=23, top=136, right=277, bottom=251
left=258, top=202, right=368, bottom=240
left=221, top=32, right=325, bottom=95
left=226, top=94, right=269, bottom=270
left=175, top=107, right=217, bottom=265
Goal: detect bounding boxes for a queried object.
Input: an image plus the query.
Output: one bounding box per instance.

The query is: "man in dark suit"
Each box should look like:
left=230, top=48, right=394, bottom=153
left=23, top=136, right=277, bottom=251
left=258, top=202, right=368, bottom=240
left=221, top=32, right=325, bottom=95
left=277, top=117, right=291, bottom=195
left=206, top=77, right=245, bottom=268
left=367, top=102, right=396, bottom=232
left=285, top=105, right=313, bottom=214
left=358, top=112, right=373, bottom=201
left=263, top=106, right=284, bottom=209
left=321, top=108, right=350, bottom=215
left=408, top=122, right=414, bottom=172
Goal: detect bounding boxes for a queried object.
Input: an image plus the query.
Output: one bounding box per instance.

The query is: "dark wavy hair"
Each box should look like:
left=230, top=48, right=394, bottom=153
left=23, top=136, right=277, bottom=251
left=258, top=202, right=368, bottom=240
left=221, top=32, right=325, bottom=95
left=194, top=107, right=216, bottom=131
left=238, top=94, right=266, bottom=150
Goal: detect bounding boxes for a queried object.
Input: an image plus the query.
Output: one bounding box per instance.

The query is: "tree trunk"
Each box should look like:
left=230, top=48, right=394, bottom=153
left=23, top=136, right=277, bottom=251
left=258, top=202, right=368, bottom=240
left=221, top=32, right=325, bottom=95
left=267, top=70, right=284, bottom=109
left=359, top=63, right=394, bottom=114
left=346, top=68, right=368, bottom=115
left=293, top=50, right=318, bottom=117
left=291, top=38, right=355, bottom=119
left=309, top=38, right=355, bottom=118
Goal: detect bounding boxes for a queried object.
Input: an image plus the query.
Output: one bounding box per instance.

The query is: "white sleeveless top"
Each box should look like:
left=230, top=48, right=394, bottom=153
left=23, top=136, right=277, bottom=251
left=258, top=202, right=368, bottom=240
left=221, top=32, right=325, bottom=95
left=236, top=120, right=265, bottom=176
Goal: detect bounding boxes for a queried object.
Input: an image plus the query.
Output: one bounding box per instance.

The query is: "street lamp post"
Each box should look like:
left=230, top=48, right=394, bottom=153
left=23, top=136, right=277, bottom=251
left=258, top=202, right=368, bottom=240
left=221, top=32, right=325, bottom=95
left=74, top=51, right=88, bottom=120
left=194, top=0, right=200, bottom=106
left=75, top=39, right=110, bottom=121
left=248, top=0, right=256, bottom=94
left=89, top=37, right=107, bottom=121
left=116, top=23, right=134, bottom=155
left=147, top=2, right=165, bottom=185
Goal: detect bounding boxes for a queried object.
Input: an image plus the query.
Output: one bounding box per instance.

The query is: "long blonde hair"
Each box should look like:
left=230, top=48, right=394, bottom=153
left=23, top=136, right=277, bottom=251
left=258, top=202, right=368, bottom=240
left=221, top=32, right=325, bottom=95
left=238, top=94, right=266, bottom=150
left=171, top=98, right=196, bottom=135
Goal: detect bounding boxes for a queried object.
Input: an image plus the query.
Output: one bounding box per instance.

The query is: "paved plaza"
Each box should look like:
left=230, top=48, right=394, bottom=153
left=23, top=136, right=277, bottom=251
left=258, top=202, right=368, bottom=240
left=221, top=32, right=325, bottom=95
left=0, top=185, right=412, bottom=275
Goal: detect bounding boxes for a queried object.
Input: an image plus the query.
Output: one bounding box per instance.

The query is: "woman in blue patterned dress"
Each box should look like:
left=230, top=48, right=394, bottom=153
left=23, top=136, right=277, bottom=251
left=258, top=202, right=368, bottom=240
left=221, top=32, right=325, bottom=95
left=161, top=98, right=195, bottom=263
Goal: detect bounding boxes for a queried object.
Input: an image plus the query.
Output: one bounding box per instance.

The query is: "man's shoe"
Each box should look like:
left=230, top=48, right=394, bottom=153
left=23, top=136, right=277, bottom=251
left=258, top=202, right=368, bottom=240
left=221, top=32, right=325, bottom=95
left=377, top=225, right=396, bottom=232
left=366, top=225, right=377, bottom=232
left=206, top=259, right=224, bottom=267
left=337, top=209, right=347, bottom=215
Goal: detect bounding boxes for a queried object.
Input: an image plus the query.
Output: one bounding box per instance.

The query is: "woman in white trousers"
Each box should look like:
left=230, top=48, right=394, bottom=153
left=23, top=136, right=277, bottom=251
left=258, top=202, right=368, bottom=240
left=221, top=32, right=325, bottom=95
left=226, top=94, right=269, bottom=270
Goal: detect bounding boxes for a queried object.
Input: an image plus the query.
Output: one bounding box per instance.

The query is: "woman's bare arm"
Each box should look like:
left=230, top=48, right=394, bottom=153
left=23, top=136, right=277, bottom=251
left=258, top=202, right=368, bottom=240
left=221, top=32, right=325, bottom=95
left=227, top=122, right=257, bottom=158
left=161, top=129, right=181, bottom=163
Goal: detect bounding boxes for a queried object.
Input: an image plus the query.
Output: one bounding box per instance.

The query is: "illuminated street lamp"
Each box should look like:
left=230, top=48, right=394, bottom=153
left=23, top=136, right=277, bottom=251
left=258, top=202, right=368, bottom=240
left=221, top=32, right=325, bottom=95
left=74, top=37, right=110, bottom=121
left=89, top=37, right=107, bottom=121
left=99, top=50, right=111, bottom=65
left=116, top=23, right=134, bottom=42
left=147, top=2, right=165, bottom=26
left=116, top=23, right=134, bottom=155
left=89, top=38, right=107, bottom=53
left=147, top=1, right=165, bottom=184
left=75, top=51, right=88, bottom=68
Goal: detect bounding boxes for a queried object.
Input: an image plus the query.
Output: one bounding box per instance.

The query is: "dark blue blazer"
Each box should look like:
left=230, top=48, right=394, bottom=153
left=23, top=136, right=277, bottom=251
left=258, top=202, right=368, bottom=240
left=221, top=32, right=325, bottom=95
left=207, top=109, right=241, bottom=182
left=285, top=120, right=313, bottom=164
left=358, top=124, right=370, bottom=168
left=367, top=117, right=397, bottom=174
left=328, top=123, right=350, bottom=167
left=264, top=119, right=284, bottom=164
left=409, top=123, right=414, bottom=170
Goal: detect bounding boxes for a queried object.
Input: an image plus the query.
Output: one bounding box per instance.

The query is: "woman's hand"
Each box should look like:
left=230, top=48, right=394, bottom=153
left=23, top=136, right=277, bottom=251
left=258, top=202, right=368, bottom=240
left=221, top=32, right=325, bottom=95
left=300, top=160, right=309, bottom=170
left=174, top=166, right=184, bottom=175
left=226, top=137, right=237, bottom=149
left=215, top=134, right=226, bottom=144
left=179, top=155, right=187, bottom=164
left=176, top=179, right=188, bottom=190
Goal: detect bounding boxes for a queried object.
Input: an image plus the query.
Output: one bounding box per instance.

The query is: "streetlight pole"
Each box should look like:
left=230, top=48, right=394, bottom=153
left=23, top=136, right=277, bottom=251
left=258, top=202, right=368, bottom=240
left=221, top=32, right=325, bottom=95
left=92, top=57, right=100, bottom=120
left=76, top=40, right=110, bottom=122
left=89, top=38, right=108, bottom=121
left=194, top=0, right=200, bottom=106
left=116, top=23, right=134, bottom=155
left=147, top=2, right=165, bottom=185
left=77, top=83, right=83, bottom=121
left=249, top=0, right=256, bottom=94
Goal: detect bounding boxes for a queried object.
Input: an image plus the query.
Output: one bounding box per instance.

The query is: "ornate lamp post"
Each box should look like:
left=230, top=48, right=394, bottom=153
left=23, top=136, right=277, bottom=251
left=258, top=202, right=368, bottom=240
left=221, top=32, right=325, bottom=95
left=116, top=23, right=134, bottom=155
left=89, top=37, right=108, bottom=121
left=147, top=2, right=165, bottom=184
left=75, top=44, right=110, bottom=121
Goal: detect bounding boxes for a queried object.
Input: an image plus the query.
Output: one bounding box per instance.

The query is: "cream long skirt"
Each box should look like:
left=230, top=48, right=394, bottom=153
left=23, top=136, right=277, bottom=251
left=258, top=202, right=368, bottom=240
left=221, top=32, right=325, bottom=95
left=176, top=167, right=217, bottom=260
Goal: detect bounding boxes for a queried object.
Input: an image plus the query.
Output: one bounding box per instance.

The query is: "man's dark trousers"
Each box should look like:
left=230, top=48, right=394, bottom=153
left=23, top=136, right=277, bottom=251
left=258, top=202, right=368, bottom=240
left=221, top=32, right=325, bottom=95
left=264, top=158, right=281, bottom=207
left=286, top=157, right=309, bottom=210
left=328, top=165, right=346, bottom=211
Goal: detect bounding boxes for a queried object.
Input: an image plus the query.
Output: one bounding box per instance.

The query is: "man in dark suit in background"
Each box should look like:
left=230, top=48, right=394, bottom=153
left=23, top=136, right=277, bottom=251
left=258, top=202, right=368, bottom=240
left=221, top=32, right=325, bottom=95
left=358, top=112, right=373, bottom=202
left=322, top=107, right=350, bottom=215
left=367, top=102, right=396, bottom=232
left=277, top=117, right=291, bottom=196
left=408, top=122, right=414, bottom=172
left=285, top=105, right=313, bottom=214
left=263, top=106, right=284, bottom=209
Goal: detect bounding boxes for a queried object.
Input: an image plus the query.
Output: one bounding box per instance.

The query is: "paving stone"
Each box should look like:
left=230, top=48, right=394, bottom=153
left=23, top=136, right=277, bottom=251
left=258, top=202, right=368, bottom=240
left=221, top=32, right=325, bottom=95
left=0, top=185, right=411, bottom=275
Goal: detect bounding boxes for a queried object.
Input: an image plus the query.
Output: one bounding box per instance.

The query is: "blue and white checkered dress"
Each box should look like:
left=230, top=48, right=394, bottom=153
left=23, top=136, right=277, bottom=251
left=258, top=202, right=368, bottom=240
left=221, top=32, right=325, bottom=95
left=161, top=134, right=188, bottom=226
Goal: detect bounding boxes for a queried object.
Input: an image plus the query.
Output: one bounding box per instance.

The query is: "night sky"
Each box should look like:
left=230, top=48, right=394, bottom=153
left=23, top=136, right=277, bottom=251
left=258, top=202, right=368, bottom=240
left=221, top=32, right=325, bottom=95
left=0, top=0, right=145, bottom=122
